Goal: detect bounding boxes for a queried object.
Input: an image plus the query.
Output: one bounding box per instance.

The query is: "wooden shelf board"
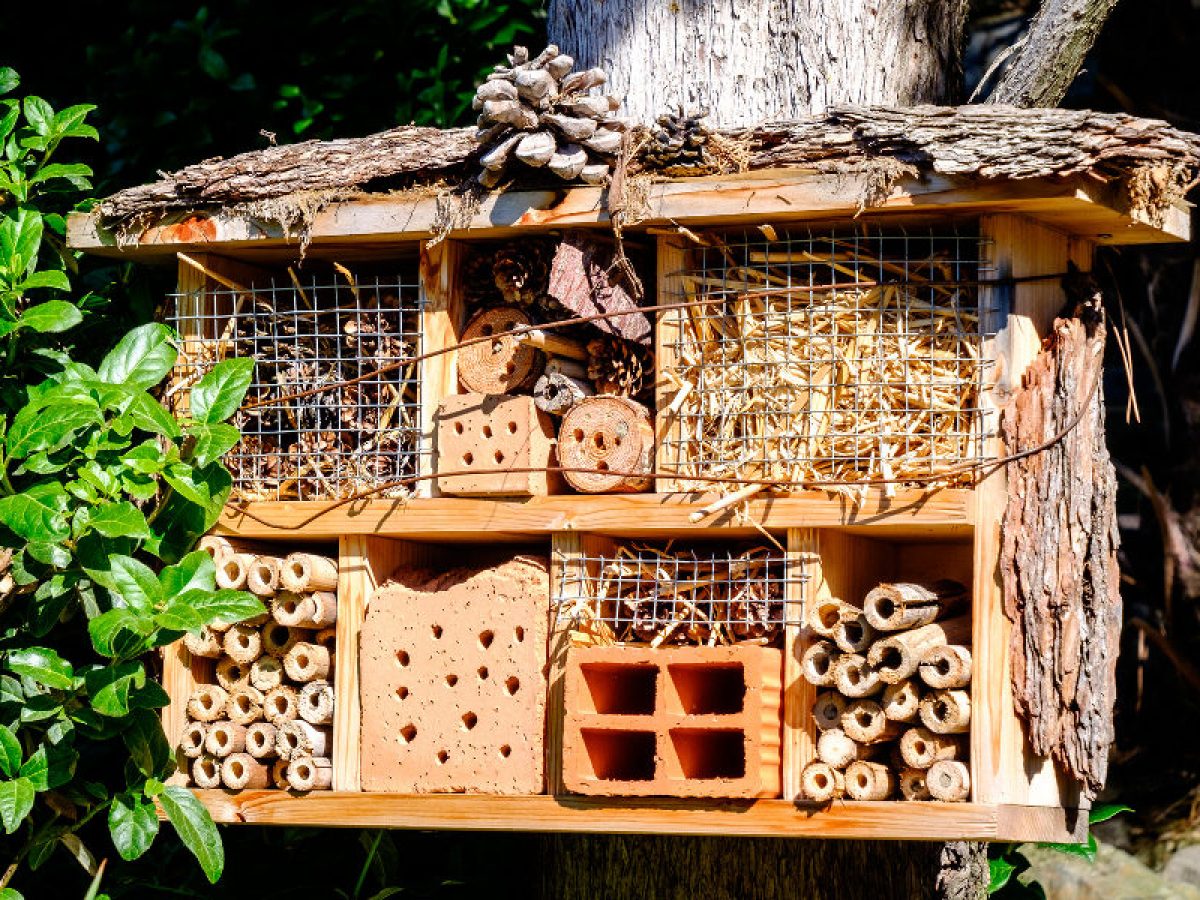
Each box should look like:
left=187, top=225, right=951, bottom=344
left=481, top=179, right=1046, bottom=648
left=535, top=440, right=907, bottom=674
left=212, top=489, right=975, bottom=540
left=67, top=169, right=1188, bottom=261
left=178, top=791, right=1084, bottom=842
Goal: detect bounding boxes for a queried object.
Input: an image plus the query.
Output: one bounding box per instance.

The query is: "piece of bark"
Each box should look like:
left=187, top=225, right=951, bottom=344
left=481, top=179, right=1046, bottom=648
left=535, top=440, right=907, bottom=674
left=866, top=615, right=972, bottom=683
left=547, top=234, right=651, bottom=344
left=1001, top=312, right=1120, bottom=797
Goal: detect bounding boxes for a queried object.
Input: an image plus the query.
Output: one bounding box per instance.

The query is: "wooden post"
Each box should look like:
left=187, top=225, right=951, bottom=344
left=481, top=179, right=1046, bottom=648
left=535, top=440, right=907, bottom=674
left=419, top=240, right=465, bottom=498
left=653, top=238, right=688, bottom=494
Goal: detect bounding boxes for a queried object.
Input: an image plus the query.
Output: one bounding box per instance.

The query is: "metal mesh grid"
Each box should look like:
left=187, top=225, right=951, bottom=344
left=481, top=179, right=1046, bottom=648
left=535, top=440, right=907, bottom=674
left=661, top=224, right=993, bottom=491
left=168, top=271, right=423, bottom=501
left=554, top=542, right=804, bottom=647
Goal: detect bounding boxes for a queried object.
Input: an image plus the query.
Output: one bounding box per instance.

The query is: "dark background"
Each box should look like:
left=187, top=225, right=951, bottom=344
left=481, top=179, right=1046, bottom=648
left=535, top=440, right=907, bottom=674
left=3, top=0, right=1199, bottom=895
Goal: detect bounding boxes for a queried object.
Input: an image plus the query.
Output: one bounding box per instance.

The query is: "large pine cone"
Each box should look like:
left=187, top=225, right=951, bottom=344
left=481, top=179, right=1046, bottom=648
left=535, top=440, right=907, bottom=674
left=586, top=334, right=652, bottom=399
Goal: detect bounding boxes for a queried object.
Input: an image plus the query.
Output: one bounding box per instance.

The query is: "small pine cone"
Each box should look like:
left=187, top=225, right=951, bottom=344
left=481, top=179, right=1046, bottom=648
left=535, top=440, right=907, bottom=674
left=491, top=240, right=552, bottom=306
left=586, top=335, right=652, bottom=399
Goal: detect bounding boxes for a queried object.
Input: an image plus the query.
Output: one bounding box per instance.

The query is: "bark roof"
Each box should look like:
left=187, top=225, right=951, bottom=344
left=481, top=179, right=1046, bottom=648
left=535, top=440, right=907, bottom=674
left=96, top=104, right=1200, bottom=223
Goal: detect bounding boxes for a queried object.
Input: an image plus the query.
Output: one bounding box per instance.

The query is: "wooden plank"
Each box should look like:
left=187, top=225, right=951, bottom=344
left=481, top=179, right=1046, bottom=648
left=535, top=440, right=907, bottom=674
left=214, top=489, right=975, bottom=539
left=68, top=171, right=1189, bottom=261
left=417, top=240, right=464, bottom=498
left=783, top=529, right=816, bottom=801
left=654, top=238, right=688, bottom=493
left=171, top=790, right=1079, bottom=842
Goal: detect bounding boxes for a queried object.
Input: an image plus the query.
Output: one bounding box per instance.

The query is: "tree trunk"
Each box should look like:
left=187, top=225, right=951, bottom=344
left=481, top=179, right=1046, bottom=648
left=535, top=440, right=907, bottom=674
left=548, top=0, right=971, bottom=126
left=540, top=2, right=984, bottom=897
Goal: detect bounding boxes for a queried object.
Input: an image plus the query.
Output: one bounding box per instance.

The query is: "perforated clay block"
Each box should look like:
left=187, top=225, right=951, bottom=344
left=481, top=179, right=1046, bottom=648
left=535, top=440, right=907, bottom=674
left=435, top=393, right=561, bottom=496
left=562, top=644, right=783, bottom=798
left=359, top=554, right=549, bottom=793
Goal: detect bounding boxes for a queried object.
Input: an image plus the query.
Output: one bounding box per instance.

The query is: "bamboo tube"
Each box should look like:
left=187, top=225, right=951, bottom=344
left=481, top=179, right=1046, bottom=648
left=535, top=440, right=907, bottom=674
left=226, top=685, right=265, bottom=725
left=186, top=685, right=228, bottom=722
left=204, top=721, right=247, bottom=757
left=844, top=761, right=895, bottom=800
left=284, top=642, right=332, bottom=682
left=179, top=722, right=207, bottom=758
left=223, top=624, right=262, bottom=664
left=183, top=626, right=223, bottom=659
left=816, top=729, right=862, bottom=769
left=862, top=580, right=968, bottom=632
left=800, top=641, right=839, bottom=687
left=546, top=356, right=588, bottom=379
left=286, top=756, right=333, bottom=791
left=221, top=752, right=270, bottom=790
left=215, top=553, right=255, bottom=591
left=272, top=591, right=337, bottom=629
left=199, top=534, right=233, bottom=561
left=866, top=615, right=972, bottom=684
left=264, top=685, right=299, bottom=724
left=246, top=556, right=281, bottom=597
left=192, top=754, right=222, bottom=789
left=250, top=655, right=284, bottom=692
left=314, top=627, right=337, bottom=650
left=833, top=654, right=883, bottom=698
left=918, top=645, right=972, bottom=689
left=899, top=726, right=962, bottom=769
left=245, top=722, right=278, bottom=759
left=927, top=759, right=971, bottom=802
left=215, top=656, right=250, bottom=691
left=270, top=758, right=290, bottom=788
left=799, top=762, right=844, bottom=802
left=881, top=679, right=921, bottom=723
left=275, top=720, right=330, bottom=760
left=841, top=699, right=903, bottom=744
left=833, top=614, right=876, bottom=654
left=307, top=592, right=337, bottom=627
left=299, top=681, right=335, bottom=725
left=808, top=597, right=856, bottom=638
left=812, top=691, right=846, bottom=732
left=514, top=328, right=589, bottom=360
left=261, top=623, right=301, bottom=659
left=919, top=689, right=971, bottom=734
left=280, top=552, right=339, bottom=593
left=899, top=767, right=933, bottom=801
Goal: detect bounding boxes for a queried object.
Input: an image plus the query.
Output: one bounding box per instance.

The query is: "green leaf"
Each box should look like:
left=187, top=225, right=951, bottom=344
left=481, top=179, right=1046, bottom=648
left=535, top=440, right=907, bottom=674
left=190, top=358, right=254, bottom=424
left=109, top=791, right=159, bottom=860
left=97, top=324, right=177, bottom=390
left=0, top=887, right=24, bottom=900
left=17, top=746, right=48, bottom=790
left=124, top=709, right=171, bottom=778
left=186, top=423, right=240, bottom=468
left=85, top=662, right=145, bottom=717
left=6, top=399, right=101, bottom=459
left=123, top=392, right=180, bottom=439
left=30, top=163, right=93, bottom=189
left=1088, top=803, right=1132, bottom=825
left=16, top=298, right=79, bottom=335
left=182, top=589, right=264, bottom=629
left=0, top=724, right=21, bottom=777
left=162, top=462, right=231, bottom=526
left=160, top=551, right=216, bottom=596
left=16, top=273, right=73, bottom=297
left=23, top=96, right=53, bottom=135
left=154, top=599, right=205, bottom=633
left=988, top=856, right=1017, bottom=893
left=88, top=609, right=154, bottom=658
left=0, top=777, right=34, bottom=833
left=0, top=67, right=18, bottom=95
left=1042, top=832, right=1098, bottom=863
left=160, top=785, right=224, bottom=882
left=85, top=502, right=151, bottom=540
left=25, top=542, right=70, bottom=568
left=0, top=490, right=69, bottom=542
left=5, top=646, right=75, bottom=689
left=108, top=555, right=164, bottom=615
left=20, top=741, right=74, bottom=790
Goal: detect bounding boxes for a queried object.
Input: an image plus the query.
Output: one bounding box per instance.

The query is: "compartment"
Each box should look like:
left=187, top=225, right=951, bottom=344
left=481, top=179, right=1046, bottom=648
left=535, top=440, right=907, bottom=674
left=579, top=663, right=658, bottom=715
left=669, top=729, right=746, bottom=780
left=579, top=729, right=658, bottom=782
left=668, top=663, right=746, bottom=715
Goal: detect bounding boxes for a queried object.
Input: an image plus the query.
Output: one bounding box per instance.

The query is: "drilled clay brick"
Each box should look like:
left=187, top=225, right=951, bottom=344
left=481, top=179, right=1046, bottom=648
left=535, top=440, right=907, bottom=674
left=562, top=644, right=782, bottom=798
left=359, top=554, right=550, bottom=793
left=435, top=393, right=561, bottom=496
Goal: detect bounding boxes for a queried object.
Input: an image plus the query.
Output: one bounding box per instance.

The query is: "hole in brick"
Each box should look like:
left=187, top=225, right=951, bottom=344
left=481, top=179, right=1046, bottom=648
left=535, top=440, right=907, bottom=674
left=482, top=323, right=495, bottom=336
left=445, top=674, right=459, bottom=687
left=477, top=666, right=489, bottom=680
left=479, top=630, right=494, bottom=649
left=431, top=624, right=443, bottom=639
left=572, top=428, right=584, bottom=442
left=462, top=452, right=474, bottom=466
left=514, top=626, right=525, bottom=643
left=614, top=435, right=622, bottom=447
left=437, top=749, right=449, bottom=765
left=581, top=730, right=656, bottom=782
left=503, top=319, right=517, bottom=331
left=454, top=421, right=464, bottom=435
left=462, top=712, right=478, bottom=731
left=507, top=421, right=518, bottom=434
left=499, top=744, right=512, bottom=758
left=671, top=729, right=745, bottom=780
left=397, top=650, right=410, bottom=667
left=669, top=663, right=745, bottom=715
left=505, top=676, right=520, bottom=695
left=593, top=433, right=606, bottom=450
left=482, top=424, right=493, bottom=438
left=580, top=664, right=656, bottom=715
left=494, top=449, right=505, bottom=464
left=396, top=686, right=409, bottom=700
left=400, top=724, right=417, bottom=744
left=596, top=460, right=609, bottom=472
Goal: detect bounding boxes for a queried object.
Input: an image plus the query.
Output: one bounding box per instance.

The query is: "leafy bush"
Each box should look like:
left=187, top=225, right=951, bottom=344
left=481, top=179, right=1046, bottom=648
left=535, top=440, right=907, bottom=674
left=0, top=68, right=260, bottom=895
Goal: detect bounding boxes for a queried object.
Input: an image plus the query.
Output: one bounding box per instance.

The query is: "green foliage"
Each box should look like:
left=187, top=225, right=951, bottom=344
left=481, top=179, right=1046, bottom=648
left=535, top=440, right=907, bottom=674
left=0, top=71, right=260, bottom=892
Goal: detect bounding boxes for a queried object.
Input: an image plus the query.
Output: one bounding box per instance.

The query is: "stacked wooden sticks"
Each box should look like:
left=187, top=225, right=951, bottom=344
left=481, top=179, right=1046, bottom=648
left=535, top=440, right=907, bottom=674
left=562, top=544, right=788, bottom=647
left=798, top=580, right=972, bottom=802
left=179, top=540, right=338, bottom=792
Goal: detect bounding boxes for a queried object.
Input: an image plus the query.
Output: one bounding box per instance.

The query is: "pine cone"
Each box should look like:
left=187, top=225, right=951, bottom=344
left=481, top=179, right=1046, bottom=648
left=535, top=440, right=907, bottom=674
left=492, top=240, right=551, bottom=306
left=586, top=334, right=652, bottom=399
left=643, top=107, right=711, bottom=174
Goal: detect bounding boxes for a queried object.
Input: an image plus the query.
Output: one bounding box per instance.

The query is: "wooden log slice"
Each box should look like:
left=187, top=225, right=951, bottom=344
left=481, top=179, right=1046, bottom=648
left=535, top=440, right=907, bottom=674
left=558, top=396, right=653, bottom=493
left=458, top=306, right=542, bottom=395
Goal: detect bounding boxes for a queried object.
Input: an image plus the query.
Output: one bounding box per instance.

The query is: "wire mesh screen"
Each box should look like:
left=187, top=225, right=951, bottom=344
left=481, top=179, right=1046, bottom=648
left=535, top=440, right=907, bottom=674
left=661, top=225, right=992, bottom=492
left=554, top=543, right=803, bottom=647
left=168, top=270, right=423, bottom=501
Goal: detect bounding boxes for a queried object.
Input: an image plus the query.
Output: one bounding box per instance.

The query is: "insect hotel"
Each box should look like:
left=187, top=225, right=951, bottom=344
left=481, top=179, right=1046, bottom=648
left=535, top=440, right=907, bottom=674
left=68, top=48, right=1198, bottom=841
